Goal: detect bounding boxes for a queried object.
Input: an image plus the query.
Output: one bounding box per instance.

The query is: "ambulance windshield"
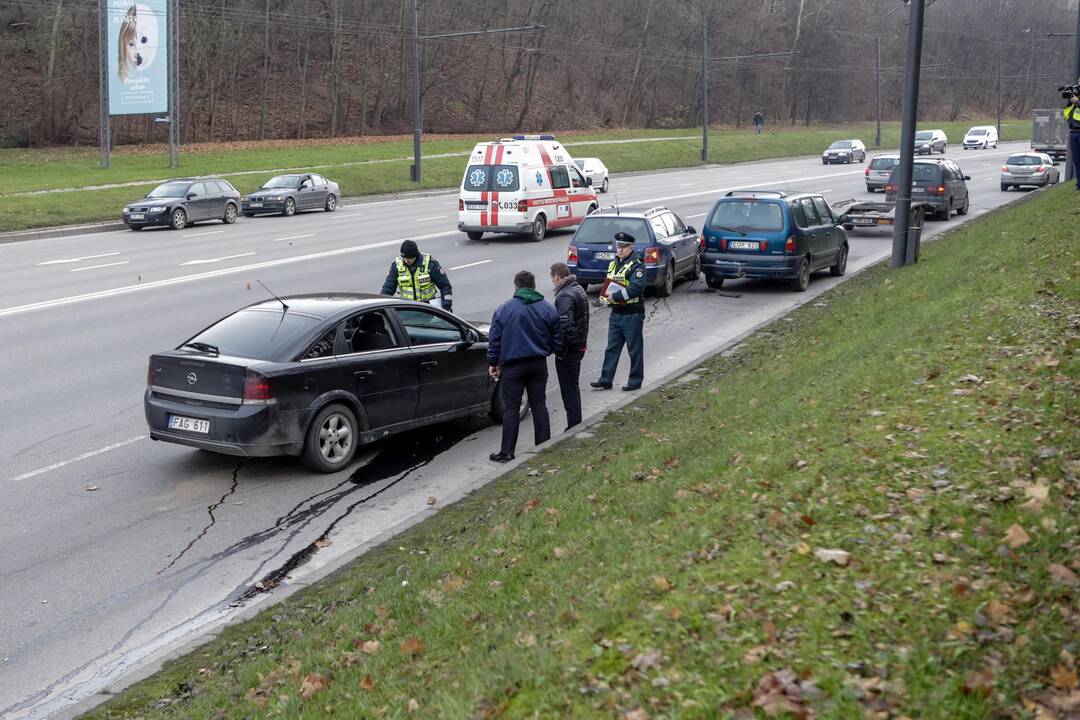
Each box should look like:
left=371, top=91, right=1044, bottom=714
left=463, top=164, right=519, bottom=192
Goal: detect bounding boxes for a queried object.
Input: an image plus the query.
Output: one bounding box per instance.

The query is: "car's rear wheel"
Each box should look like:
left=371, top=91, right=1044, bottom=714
left=656, top=261, right=674, bottom=297
left=282, top=197, right=296, bottom=217
left=577, top=279, right=590, bottom=290
left=1000, top=183, right=1009, bottom=192
left=790, top=257, right=811, bottom=292
left=587, top=204, right=598, bottom=216
left=169, top=208, right=187, bottom=230
left=488, top=382, right=530, bottom=424
left=222, top=203, right=238, bottom=224
left=601, top=177, right=610, bottom=193
left=301, top=403, right=359, bottom=473
left=466, top=231, right=484, bottom=241
left=705, top=275, right=725, bottom=289
left=942, top=199, right=953, bottom=221
left=830, top=244, right=848, bottom=277
left=325, top=194, right=337, bottom=212
left=529, top=215, right=546, bottom=242
left=685, top=252, right=701, bottom=282
left=843, top=223, right=854, bottom=231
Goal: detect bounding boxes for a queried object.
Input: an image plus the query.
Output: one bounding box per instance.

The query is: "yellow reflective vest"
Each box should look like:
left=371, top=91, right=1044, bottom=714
left=395, top=254, right=437, bottom=302
left=606, top=258, right=642, bottom=305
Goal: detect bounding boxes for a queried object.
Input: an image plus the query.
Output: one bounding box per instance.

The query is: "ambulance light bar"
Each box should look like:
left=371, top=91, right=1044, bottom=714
left=512, top=134, right=556, bottom=141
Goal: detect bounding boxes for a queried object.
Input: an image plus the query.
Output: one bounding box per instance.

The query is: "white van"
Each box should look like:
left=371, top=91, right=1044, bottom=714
left=457, top=135, right=598, bottom=242
left=963, top=125, right=998, bottom=150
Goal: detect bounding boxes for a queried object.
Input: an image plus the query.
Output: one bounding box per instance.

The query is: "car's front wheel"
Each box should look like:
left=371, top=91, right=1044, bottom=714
left=222, top=203, right=238, bottom=224
left=830, top=244, right=848, bottom=277
left=790, top=257, right=811, bottom=292
left=705, top=275, right=724, bottom=289
left=128, top=225, right=142, bottom=231
left=601, top=177, right=610, bottom=193
left=325, top=194, right=337, bottom=212
left=282, top=197, right=296, bottom=217
left=301, top=403, right=359, bottom=473
left=169, top=208, right=187, bottom=230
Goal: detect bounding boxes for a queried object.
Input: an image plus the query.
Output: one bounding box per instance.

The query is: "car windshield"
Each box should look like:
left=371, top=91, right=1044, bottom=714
left=915, top=131, right=933, bottom=140
left=573, top=217, right=650, bottom=245
left=968, top=129, right=987, bottom=136
left=261, top=176, right=301, bottom=189
left=1007, top=155, right=1042, bottom=166
left=187, top=309, right=322, bottom=360
left=147, top=181, right=191, bottom=198
left=828, top=141, right=852, bottom=149
left=871, top=157, right=898, bottom=170
left=707, top=200, right=784, bottom=233
left=462, top=164, right=520, bottom=192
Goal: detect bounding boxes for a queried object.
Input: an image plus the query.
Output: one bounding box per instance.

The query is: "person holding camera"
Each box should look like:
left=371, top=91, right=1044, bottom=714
left=1067, top=86, right=1080, bottom=190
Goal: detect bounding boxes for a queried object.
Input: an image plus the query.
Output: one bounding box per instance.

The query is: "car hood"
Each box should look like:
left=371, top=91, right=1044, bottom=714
left=824, top=148, right=851, bottom=153
left=251, top=188, right=297, bottom=195
left=131, top=195, right=184, bottom=204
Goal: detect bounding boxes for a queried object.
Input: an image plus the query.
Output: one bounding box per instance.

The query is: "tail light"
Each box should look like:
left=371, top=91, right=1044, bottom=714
left=930, top=185, right=945, bottom=194
left=567, top=245, right=579, bottom=264
left=517, top=199, right=528, bottom=212
left=698, top=234, right=705, bottom=251
left=759, top=240, right=768, bottom=252
left=720, top=238, right=728, bottom=252
left=1001, top=166, right=1009, bottom=173
left=643, top=247, right=660, bottom=265
left=864, top=168, right=870, bottom=176
left=458, top=199, right=464, bottom=211
left=785, top=236, right=795, bottom=253
left=1035, top=166, right=1046, bottom=174
left=242, top=371, right=274, bottom=405
left=885, top=184, right=896, bottom=193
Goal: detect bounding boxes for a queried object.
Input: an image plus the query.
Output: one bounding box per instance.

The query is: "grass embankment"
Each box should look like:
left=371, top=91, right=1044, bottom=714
left=1, top=120, right=1028, bottom=234
left=86, top=187, right=1077, bottom=719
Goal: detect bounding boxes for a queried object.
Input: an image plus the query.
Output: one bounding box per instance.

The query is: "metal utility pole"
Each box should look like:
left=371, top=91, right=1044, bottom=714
left=409, top=14, right=543, bottom=183
left=996, top=54, right=1002, bottom=139
left=1070, top=8, right=1080, bottom=183
left=875, top=35, right=882, bottom=147
left=701, top=22, right=709, bottom=162
left=892, top=0, right=926, bottom=269
left=98, top=0, right=110, bottom=168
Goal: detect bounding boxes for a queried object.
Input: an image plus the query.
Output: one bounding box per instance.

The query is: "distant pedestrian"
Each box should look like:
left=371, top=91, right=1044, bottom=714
left=486, top=270, right=562, bottom=462
left=753, top=111, right=765, bottom=135
left=550, top=262, right=589, bottom=430
left=590, top=232, right=646, bottom=392
left=380, top=239, right=454, bottom=312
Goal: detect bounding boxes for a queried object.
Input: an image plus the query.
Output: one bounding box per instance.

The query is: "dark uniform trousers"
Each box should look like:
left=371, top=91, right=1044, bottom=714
left=499, top=356, right=551, bottom=456
left=555, top=350, right=585, bottom=429
left=1071, top=132, right=1080, bottom=190
left=600, top=312, right=644, bottom=388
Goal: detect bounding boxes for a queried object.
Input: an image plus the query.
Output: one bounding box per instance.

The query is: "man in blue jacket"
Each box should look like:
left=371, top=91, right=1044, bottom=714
left=486, top=270, right=562, bottom=463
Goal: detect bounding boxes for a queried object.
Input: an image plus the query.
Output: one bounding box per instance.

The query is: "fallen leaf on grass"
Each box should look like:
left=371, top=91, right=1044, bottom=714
left=752, top=668, right=811, bottom=718
left=653, top=576, right=673, bottom=592
left=814, top=548, right=851, bottom=566
left=1003, top=524, right=1031, bottom=549
left=406, top=698, right=420, bottom=713
left=1051, top=665, right=1080, bottom=690
left=518, top=498, right=541, bottom=515
left=796, top=542, right=811, bottom=556
left=1049, top=564, right=1080, bottom=587
left=359, top=640, right=381, bottom=655
left=338, top=651, right=361, bottom=667
left=359, top=675, right=375, bottom=692
left=984, top=598, right=1014, bottom=626
left=245, top=687, right=269, bottom=708
left=441, top=575, right=465, bottom=593
left=400, top=636, right=425, bottom=656
left=630, top=650, right=665, bottom=672
left=1022, top=479, right=1050, bottom=510
left=553, top=546, right=569, bottom=559
left=300, top=673, right=330, bottom=698
left=623, top=710, right=650, bottom=720
left=962, top=669, right=995, bottom=697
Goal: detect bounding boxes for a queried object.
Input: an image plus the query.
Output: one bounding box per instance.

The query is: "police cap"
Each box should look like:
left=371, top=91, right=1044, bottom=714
left=614, top=232, right=636, bottom=246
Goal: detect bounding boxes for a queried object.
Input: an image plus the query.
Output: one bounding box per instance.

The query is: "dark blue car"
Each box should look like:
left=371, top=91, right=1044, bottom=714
left=700, top=190, right=849, bottom=292
left=566, top=207, right=701, bottom=297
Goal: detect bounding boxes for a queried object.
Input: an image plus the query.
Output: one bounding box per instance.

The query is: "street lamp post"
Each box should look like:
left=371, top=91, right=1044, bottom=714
left=892, top=0, right=926, bottom=269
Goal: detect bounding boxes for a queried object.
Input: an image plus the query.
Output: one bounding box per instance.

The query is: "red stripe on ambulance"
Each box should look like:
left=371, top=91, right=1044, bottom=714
left=490, top=145, right=505, bottom=226
left=479, top=144, right=494, bottom=225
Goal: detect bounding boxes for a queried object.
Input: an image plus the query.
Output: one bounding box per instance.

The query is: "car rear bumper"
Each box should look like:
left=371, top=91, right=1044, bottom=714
left=701, top=252, right=800, bottom=280
left=458, top=221, right=533, bottom=234
left=144, top=389, right=305, bottom=457
left=568, top=263, right=668, bottom=288
left=1001, top=175, right=1048, bottom=186
left=866, top=177, right=888, bottom=189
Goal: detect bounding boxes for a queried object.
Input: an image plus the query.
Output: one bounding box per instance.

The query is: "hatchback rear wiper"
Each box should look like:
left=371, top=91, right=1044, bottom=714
left=710, top=224, right=746, bottom=235
left=182, top=342, right=220, bottom=355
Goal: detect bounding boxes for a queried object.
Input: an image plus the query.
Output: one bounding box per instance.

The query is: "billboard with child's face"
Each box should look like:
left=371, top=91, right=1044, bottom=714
left=107, top=0, right=168, bottom=115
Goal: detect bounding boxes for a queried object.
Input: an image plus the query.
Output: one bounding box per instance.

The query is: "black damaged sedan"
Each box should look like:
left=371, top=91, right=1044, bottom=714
left=145, top=294, right=507, bottom=472
left=122, top=178, right=242, bottom=231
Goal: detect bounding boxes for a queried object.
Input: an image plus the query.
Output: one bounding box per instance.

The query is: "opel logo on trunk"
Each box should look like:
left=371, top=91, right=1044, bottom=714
left=187, top=372, right=198, bottom=385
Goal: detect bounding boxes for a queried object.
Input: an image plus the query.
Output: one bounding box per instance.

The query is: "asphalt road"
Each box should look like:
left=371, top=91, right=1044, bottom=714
left=0, top=141, right=1042, bottom=718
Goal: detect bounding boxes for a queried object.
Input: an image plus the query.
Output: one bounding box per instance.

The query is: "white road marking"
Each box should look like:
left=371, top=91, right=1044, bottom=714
left=181, top=230, right=225, bottom=238
left=36, top=252, right=121, bottom=266
left=271, top=233, right=316, bottom=242
left=0, top=231, right=455, bottom=319
left=685, top=213, right=707, bottom=219
left=415, top=215, right=446, bottom=222
left=448, top=259, right=492, bottom=271
left=10, top=435, right=146, bottom=482
left=180, top=252, right=256, bottom=266
left=70, top=261, right=130, bottom=273
left=820, top=188, right=834, bottom=193
left=329, top=212, right=362, bottom=219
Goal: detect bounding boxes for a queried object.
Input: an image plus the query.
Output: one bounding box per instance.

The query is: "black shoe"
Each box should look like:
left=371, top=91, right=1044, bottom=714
left=621, top=384, right=641, bottom=391
left=489, top=452, right=514, bottom=463
left=589, top=381, right=613, bottom=390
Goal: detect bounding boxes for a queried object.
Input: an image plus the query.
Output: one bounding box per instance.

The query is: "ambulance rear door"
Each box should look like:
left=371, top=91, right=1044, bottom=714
left=460, top=144, right=522, bottom=231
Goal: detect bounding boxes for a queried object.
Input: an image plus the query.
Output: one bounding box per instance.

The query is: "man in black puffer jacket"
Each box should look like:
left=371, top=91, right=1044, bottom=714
left=550, top=262, right=590, bottom=429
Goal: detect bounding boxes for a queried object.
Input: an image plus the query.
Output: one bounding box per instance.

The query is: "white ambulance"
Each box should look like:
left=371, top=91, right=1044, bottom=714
left=457, top=135, right=599, bottom=242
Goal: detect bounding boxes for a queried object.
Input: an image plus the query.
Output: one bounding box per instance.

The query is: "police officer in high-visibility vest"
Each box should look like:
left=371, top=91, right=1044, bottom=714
left=1066, top=89, right=1080, bottom=190
left=590, top=232, right=647, bottom=391
left=380, top=239, right=454, bottom=311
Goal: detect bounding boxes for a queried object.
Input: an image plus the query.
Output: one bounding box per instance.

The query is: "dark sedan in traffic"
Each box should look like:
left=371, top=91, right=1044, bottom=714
left=145, top=294, right=502, bottom=472
left=242, top=173, right=341, bottom=217
left=122, top=178, right=242, bottom=231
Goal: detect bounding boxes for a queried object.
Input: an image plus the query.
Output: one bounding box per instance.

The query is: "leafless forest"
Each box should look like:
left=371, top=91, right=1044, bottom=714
left=1, top=0, right=1076, bottom=147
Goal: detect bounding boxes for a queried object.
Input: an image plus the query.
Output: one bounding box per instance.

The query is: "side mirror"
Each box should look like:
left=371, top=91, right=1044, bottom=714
left=963, top=175, right=972, bottom=181
left=458, top=328, right=480, bottom=348
left=186, top=193, right=196, bottom=200
left=686, top=225, right=696, bottom=235
left=585, top=177, right=593, bottom=186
